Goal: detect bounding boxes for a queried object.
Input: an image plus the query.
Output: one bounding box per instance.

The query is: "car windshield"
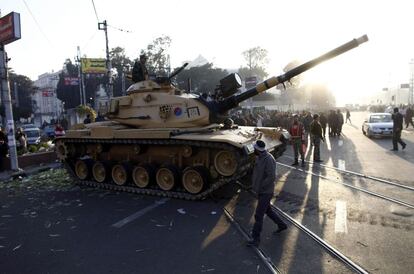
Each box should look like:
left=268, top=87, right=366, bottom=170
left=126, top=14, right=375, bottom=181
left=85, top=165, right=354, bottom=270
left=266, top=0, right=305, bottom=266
left=370, top=115, right=392, bottom=123
left=25, top=130, right=40, bottom=138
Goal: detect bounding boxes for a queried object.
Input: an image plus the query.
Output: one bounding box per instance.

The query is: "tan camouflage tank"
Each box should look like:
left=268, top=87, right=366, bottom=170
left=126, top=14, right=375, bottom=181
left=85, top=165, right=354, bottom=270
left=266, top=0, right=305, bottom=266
left=55, top=35, right=368, bottom=200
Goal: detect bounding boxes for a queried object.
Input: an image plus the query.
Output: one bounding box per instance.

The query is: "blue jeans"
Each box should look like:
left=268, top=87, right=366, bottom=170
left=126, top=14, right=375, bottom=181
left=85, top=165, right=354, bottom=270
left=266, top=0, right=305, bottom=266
left=251, top=193, right=285, bottom=242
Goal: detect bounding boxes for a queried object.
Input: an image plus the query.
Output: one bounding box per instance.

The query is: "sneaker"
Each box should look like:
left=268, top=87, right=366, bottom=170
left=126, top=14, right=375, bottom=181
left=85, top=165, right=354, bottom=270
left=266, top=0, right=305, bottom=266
left=273, top=224, right=288, bottom=234
left=291, top=162, right=298, bottom=166
left=390, top=148, right=398, bottom=151
left=402, top=144, right=406, bottom=150
left=246, top=239, right=259, bottom=247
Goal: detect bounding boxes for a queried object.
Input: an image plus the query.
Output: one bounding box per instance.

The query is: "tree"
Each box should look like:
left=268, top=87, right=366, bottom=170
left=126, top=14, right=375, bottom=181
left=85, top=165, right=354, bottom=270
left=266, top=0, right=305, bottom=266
left=141, top=35, right=172, bottom=75
left=110, top=47, right=134, bottom=96
left=238, top=47, right=269, bottom=81
left=56, top=59, right=81, bottom=109
left=175, top=63, right=228, bottom=95
left=56, top=59, right=103, bottom=109
left=9, top=72, right=35, bottom=120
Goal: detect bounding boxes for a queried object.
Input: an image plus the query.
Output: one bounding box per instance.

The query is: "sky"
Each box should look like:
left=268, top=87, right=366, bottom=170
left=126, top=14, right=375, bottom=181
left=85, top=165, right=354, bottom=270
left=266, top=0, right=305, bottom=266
left=2, top=0, right=414, bottom=106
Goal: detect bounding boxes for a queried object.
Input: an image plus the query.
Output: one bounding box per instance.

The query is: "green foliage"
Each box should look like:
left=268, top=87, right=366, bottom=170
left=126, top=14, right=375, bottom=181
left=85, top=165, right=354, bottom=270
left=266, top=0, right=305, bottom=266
left=75, top=105, right=96, bottom=120
left=239, top=46, right=269, bottom=82
left=242, top=47, right=269, bottom=70
left=141, top=35, right=172, bottom=75
left=110, top=47, right=134, bottom=96
left=175, top=63, right=228, bottom=94
left=9, top=72, right=35, bottom=120
left=28, top=145, right=38, bottom=153
left=56, top=59, right=81, bottom=109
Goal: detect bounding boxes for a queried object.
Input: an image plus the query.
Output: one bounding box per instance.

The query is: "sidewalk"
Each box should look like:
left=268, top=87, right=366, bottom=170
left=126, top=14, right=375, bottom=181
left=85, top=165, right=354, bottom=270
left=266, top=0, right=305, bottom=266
left=0, top=161, right=62, bottom=182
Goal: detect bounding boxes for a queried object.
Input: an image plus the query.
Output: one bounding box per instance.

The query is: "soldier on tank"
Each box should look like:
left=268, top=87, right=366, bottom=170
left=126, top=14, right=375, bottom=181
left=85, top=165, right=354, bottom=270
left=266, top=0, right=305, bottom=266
left=132, top=54, right=149, bottom=83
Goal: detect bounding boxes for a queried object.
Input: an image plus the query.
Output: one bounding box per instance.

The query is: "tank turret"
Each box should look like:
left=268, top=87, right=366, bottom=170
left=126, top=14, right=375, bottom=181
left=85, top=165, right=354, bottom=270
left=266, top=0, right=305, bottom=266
left=107, top=35, right=368, bottom=128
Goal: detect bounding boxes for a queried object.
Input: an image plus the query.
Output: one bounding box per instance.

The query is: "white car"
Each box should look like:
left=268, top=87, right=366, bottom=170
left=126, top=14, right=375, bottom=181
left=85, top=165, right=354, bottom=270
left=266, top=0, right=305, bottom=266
left=362, top=113, right=393, bottom=138
left=22, top=125, right=41, bottom=145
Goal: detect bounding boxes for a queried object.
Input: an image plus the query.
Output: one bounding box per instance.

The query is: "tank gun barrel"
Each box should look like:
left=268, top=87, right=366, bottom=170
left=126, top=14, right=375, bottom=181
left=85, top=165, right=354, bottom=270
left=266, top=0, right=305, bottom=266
left=217, top=35, right=368, bottom=113
left=169, top=62, right=189, bottom=80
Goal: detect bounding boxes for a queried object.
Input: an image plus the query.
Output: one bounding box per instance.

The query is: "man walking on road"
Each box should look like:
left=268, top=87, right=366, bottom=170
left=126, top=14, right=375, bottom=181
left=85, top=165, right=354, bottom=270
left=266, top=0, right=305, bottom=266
left=391, top=107, right=406, bottom=151
left=247, top=140, right=287, bottom=247
left=310, top=114, right=324, bottom=162
left=346, top=109, right=351, bottom=124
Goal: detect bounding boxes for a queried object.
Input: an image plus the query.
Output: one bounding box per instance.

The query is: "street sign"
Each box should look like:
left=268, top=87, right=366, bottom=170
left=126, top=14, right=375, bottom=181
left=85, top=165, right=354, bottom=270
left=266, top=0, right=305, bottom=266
left=0, top=12, right=21, bottom=45
left=81, top=58, right=107, bottom=74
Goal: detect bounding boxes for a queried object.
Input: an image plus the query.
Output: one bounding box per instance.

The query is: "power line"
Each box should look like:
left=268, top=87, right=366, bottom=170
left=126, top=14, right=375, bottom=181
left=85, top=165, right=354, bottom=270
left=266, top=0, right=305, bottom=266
left=21, top=0, right=53, bottom=47
left=91, top=0, right=99, bottom=22
left=108, top=24, right=133, bottom=33
left=82, top=30, right=99, bottom=50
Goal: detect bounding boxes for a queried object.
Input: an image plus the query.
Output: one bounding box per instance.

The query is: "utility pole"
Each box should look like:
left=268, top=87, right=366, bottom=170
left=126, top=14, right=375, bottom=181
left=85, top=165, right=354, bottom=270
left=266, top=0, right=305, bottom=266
left=14, top=81, right=19, bottom=107
left=0, top=44, right=19, bottom=170
left=76, top=46, right=84, bottom=105
left=98, top=20, right=113, bottom=98
left=409, top=59, right=414, bottom=105
left=121, top=68, right=125, bottom=96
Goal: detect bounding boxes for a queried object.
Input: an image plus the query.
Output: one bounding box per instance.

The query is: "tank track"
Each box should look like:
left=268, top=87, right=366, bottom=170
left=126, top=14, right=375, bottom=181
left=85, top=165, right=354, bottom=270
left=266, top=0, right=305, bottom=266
left=61, top=138, right=263, bottom=200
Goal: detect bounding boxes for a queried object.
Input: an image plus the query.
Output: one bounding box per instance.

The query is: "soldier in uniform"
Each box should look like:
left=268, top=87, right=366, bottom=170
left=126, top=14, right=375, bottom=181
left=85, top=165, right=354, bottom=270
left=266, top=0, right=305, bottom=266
left=132, top=54, right=149, bottom=83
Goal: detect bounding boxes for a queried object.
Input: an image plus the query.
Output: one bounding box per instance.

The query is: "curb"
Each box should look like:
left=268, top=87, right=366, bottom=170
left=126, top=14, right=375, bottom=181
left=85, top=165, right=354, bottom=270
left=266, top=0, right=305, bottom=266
left=0, top=162, right=63, bottom=182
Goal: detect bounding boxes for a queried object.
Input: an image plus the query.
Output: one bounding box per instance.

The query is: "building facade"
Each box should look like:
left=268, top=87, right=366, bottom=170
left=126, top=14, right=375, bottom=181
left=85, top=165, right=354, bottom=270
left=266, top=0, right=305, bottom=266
left=33, top=71, right=63, bottom=127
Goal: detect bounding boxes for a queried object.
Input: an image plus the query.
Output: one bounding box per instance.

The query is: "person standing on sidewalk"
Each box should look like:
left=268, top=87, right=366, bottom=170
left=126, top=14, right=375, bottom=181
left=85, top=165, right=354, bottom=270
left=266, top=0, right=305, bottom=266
left=391, top=107, right=406, bottom=151
left=0, top=128, right=8, bottom=171
left=289, top=114, right=305, bottom=166
left=310, top=114, right=324, bottom=162
left=247, top=140, right=287, bottom=247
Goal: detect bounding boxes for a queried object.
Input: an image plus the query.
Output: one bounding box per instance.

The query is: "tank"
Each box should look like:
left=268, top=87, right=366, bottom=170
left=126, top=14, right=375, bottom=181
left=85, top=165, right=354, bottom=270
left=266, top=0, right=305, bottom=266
left=55, top=35, right=368, bottom=200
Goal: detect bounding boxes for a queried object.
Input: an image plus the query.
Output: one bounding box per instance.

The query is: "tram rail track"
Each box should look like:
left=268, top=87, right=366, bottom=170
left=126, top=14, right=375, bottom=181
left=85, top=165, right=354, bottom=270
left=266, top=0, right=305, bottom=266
left=230, top=182, right=369, bottom=274
left=276, top=161, right=414, bottom=210
left=280, top=155, right=414, bottom=191
left=223, top=207, right=281, bottom=274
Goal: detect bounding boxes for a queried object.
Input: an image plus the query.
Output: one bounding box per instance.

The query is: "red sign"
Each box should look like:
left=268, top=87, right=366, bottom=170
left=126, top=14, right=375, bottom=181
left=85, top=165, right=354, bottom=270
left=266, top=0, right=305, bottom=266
left=42, top=90, right=54, bottom=97
left=0, top=12, right=21, bottom=45
left=64, top=77, right=79, bottom=86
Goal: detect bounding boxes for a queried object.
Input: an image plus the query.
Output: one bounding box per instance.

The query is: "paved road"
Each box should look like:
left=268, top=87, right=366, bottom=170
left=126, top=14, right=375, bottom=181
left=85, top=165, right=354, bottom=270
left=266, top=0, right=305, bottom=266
left=0, top=111, right=413, bottom=274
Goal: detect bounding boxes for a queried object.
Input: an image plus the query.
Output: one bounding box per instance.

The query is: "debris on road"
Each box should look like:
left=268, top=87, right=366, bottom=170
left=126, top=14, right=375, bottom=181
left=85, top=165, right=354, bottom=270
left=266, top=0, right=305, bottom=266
left=12, top=244, right=22, bottom=251
left=177, top=208, right=186, bottom=214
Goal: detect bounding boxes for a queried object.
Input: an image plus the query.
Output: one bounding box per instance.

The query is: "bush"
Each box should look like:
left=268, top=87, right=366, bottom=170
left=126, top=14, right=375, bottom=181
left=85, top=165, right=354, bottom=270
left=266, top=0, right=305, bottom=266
left=75, top=105, right=97, bottom=121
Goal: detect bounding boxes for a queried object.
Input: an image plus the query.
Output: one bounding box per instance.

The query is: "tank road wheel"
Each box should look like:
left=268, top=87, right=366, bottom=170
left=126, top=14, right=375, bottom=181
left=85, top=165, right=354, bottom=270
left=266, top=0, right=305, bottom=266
left=92, top=161, right=109, bottom=183
left=214, top=150, right=238, bottom=177
left=55, top=141, right=68, bottom=161
left=112, top=164, right=130, bottom=186
left=156, top=165, right=179, bottom=191
left=133, top=164, right=155, bottom=188
left=75, top=159, right=90, bottom=180
left=182, top=166, right=209, bottom=194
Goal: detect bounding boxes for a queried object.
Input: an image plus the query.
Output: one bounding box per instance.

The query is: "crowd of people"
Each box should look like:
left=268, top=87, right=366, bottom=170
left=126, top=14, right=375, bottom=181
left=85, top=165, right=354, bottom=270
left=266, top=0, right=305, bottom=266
left=230, top=108, right=349, bottom=138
